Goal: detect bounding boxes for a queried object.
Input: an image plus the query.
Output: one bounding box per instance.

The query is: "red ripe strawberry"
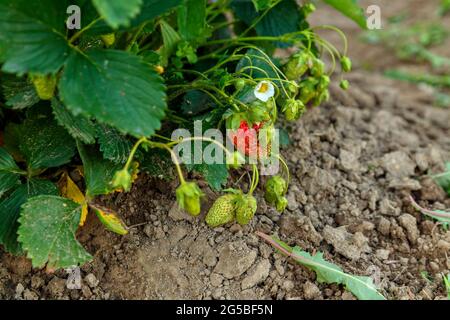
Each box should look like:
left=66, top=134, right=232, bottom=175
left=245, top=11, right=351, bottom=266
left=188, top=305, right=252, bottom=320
left=228, top=120, right=272, bottom=159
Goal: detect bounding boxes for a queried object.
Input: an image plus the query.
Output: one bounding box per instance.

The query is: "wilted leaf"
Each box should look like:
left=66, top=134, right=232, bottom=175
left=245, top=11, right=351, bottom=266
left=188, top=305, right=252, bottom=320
left=59, top=172, right=88, bottom=226
left=91, top=204, right=128, bottom=235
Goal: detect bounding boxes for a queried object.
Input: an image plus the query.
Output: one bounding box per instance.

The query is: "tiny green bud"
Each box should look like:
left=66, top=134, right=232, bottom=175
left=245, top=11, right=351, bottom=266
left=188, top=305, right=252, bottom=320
left=303, top=3, right=316, bottom=15
left=340, top=79, right=350, bottom=90
left=340, top=56, right=352, bottom=72
left=265, top=175, right=288, bottom=204
left=312, top=89, right=330, bottom=107
left=30, top=74, right=57, bottom=100
left=101, top=33, right=115, bottom=47
left=299, top=77, right=318, bottom=104
left=112, top=169, right=132, bottom=192
left=275, top=196, right=288, bottom=212
left=283, top=99, right=305, bottom=121
left=176, top=182, right=204, bottom=216
left=311, top=58, right=325, bottom=77
left=284, top=51, right=310, bottom=80
left=287, top=80, right=299, bottom=95
left=317, top=75, right=330, bottom=91
left=234, top=78, right=246, bottom=91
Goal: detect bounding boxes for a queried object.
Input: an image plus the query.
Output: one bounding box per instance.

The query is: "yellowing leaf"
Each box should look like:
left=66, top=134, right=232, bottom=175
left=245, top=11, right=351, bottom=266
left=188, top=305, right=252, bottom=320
left=91, top=204, right=128, bottom=235
left=59, top=172, right=88, bottom=226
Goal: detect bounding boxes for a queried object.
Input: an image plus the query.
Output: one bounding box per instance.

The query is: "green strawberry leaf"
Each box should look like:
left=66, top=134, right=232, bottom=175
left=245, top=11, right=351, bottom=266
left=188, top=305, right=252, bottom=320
left=130, top=0, right=183, bottom=27
left=96, top=124, right=132, bottom=164
left=77, top=142, right=122, bottom=197
left=18, top=107, right=76, bottom=170
left=139, top=147, right=174, bottom=180
left=184, top=142, right=228, bottom=191
left=322, top=0, right=367, bottom=29
left=232, top=0, right=303, bottom=48
left=0, top=147, right=22, bottom=197
left=0, top=172, right=20, bottom=199
left=1, top=74, right=39, bottom=109
left=178, top=0, right=207, bottom=42
left=0, top=0, right=71, bottom=74
left=92, top=0, right=143, bottom=29
left=159, top=19, right=181, bottom=67
left=52, top=98, right=97, bottom=145
left=236, top=48, right=278, bottom=81
left=189, top=162, right=228, bottom=191
left=0, top=147, right=20, bottom=172
left=82, top=0, right=183, bottom=37
left=18, top=195, right=92, bottom=268
left=181, top=90, right=215, bottom=116
left=59, top=49, right=166, bottom=137
left=0, top=179, right=58, bottom=255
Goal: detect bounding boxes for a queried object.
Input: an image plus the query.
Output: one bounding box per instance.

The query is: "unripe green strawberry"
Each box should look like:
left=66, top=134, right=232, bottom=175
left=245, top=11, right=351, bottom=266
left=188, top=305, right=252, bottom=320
left=302, top=3, right=316, bottom=15
left=265, top=175, right=287, bottom=204
left=283, top=99, right=305, bottom=121
left=317, top=75, right=330, bottom=91
left=176, top=182, right=204, bottom=216
left=340, top=56, right=352, bottom=72
left=206, top=194, right=237, bottom=227
left=311, top=58, right=325, bottom=77
left=236, top=194, right=257, bottom=225
left=111, top=168, right=132, bottom=192
left=287, top=80, right=299, bottom=96
left=284, top=51, right=311, bottom=80
left=31, top=74, right=56, bottom=100
left=276, top=196, right=288, bottom=212
left=312, top=89, right=330, bottom=107
left=101, top=33, right=116, bottom=47
left=340, top=79, right=349, bottom=90
left=299, top=78, right=318, bottom=104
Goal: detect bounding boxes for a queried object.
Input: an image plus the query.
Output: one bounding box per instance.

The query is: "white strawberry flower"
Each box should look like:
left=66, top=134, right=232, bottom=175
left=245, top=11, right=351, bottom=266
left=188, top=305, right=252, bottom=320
left=254, top=81, right=275, bottom=102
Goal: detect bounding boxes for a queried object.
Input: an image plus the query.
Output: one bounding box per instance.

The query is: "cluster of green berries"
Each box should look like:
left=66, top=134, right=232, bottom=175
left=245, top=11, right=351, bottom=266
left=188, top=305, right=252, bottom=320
left=281, top=51, right=352, bottom=120
left=264, top=175, right=288, bottom=212
left=205, top=191, right=257, bottom=228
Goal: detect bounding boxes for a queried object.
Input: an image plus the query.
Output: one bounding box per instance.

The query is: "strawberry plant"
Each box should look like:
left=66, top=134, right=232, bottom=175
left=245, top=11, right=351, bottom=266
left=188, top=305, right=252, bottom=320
left=0, top=0, right=365, bottom=270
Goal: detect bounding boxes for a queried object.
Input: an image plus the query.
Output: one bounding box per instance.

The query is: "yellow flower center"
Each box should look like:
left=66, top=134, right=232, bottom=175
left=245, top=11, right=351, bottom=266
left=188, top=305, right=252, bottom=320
left=258, top=82, right=269, bottom=93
